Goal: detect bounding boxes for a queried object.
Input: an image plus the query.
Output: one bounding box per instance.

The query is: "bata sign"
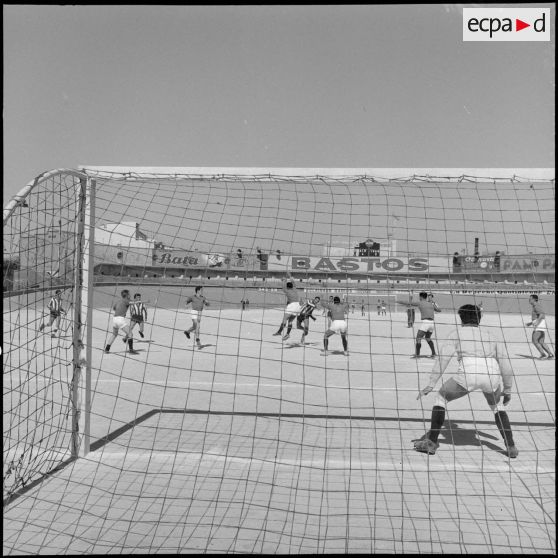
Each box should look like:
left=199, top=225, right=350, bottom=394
left=288, top=256, right=444, bottom=273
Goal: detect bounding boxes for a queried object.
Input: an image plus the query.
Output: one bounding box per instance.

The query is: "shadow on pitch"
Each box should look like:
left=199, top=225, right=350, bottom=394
left=414, top=422, right=507, bottom=456
left=515, top=353, right=541, bottom=360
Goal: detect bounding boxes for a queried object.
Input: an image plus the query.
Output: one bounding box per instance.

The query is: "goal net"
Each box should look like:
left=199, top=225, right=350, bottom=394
left=3, top=168, right=555, bottom=554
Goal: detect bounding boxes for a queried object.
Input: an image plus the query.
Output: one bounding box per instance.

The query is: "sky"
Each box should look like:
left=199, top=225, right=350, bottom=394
left=3, top=4, right=555, bottom=257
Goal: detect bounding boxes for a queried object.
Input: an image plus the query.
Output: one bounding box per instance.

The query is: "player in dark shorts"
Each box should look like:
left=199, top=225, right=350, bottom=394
left=39, top=289, right=66, bottom=338
left=129, top=293, right=148, bottom=339
left=406, top=293, right=416, bottom=328
left=296, top=296, right=321, bottom=344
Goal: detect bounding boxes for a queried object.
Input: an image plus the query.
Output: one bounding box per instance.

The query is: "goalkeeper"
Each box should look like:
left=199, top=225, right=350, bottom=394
left=415, top=304, right=518, bottom=458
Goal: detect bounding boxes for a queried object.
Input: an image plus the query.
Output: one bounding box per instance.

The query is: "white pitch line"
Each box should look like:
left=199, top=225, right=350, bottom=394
left=86, top=451, right=555, bottom=474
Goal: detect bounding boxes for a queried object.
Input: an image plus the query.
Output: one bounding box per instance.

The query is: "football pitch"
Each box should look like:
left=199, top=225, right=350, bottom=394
left=3, top=304, right=556, bottom=554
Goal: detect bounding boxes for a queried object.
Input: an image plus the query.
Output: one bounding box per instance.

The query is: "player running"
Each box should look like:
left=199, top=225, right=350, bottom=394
left=410, top=292, right=441, bottom=358
left=526, top=294, right=554, bottom=359
left=39, top=289, right=66, bottom=338
left=321, top=296, right=349, bottom=356
left=273, top=273, right=302, bottom=341
left=296, top=296, right=321, bottom=344
left=129, top=293, right=148, bottom=339
left=105, top=289, right=137, bottom=354
left=184, top=286, right=210, bottom=349
left=415, top=304, right=518, bottom=458
left=361, top=299, right=366, bottom=316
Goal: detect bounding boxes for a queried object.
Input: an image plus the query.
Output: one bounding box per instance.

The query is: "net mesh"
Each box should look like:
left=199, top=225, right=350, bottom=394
left=3, top=169, right=555, bottom=554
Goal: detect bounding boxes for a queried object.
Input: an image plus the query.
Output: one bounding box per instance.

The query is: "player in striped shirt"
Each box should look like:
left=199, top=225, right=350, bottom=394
left=526, top=294, right=554, bottom=359
left=129, top=293, right=148, bottom=339
left=321, top=296, right=349, bottom=356
left=410, top=292, right=441, bottom=358
left=415, top=304, right=518, bottom=458
left=39, top=289, right=66, bottom=338
left=296, top=296, right=321, bottom=344
left=273, top=273, right=302, bottom=341
left=184, top=286, right=210, bottom=349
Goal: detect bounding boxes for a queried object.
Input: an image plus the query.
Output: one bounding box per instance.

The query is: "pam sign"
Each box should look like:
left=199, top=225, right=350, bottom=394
left=463, top=8, right=550, bottom=41
left=291, top=256, right=429, bottom=273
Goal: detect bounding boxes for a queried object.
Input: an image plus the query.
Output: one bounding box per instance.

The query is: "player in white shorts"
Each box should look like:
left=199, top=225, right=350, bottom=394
left=273, top=273, right=302, bottom=341
left=321, top=296, right=349, bottom=356
left=415, top=304, right=518, bottom=458
left=526, top=294, right=554, bottom=359
left=409, top=292, right=441, bottom=358
left=105, top=289, right=137, bottom=354
left=184, top=286, right=210, bottom=349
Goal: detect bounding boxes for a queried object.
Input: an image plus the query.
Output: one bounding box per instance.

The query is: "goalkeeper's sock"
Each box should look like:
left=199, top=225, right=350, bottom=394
left=341, top=335, right=348, bottom=351
left=428, top=406, right=446, bottom=444
left=495, top=411, right=515, bottom=448
left=415, top=342, right=421, bottom=356
left=323, top=338, right=329, bottom=351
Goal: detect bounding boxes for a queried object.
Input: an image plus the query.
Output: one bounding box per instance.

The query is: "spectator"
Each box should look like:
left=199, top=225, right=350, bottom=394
left=452, top=252, right=462, bottom=273
left=494, top=251, right=501, bottom=272
left=237, top=249, right=243, bottom=259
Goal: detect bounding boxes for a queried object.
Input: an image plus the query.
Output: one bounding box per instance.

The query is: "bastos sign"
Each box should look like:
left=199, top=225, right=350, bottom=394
left=268, top=256, right=452, bottom=274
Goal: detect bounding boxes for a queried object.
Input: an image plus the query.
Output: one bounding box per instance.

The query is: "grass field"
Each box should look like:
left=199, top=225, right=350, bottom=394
left=3, top=296, right=556, bottom=554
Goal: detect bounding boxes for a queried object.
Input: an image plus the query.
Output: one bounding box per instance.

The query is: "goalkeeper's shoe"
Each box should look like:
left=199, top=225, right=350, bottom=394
left=414, top=438, right=439, bottom=455
left=184, top=330, right=191, bottom=339
left=506, top=445, right=519, bottom=458
left=139, top=331, right=144, bottom=339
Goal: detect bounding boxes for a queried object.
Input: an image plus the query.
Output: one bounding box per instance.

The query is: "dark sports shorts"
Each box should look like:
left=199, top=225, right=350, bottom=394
left=50, top=311, right=61, bottom=318
left=131, top=316, right=144, bottom=324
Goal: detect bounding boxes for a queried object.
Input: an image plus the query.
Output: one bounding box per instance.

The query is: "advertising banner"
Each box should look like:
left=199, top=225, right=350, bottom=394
left=151, top=250, right=228, bottom=269
left=267, top=255, right=452, bottom=274
left=500, top=255, right=555, bottom=273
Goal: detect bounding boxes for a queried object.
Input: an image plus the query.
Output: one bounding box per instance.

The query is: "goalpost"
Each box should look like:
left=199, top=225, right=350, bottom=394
left=3, top=167, right=555, bottom=554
